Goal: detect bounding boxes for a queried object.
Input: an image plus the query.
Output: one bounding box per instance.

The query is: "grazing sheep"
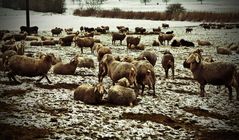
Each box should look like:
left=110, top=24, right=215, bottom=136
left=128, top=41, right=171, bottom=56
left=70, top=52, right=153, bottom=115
left=158, top=32, right=174, bottom=45
left=77, top=55, right=95, bottom=69
left=43, top=40, right=56, bottom=46
left=180, top=39, right=195, bottom=47
left=171, top=39, right=181, bottom=47
left=107, top=85, right=137, bottom=106
left=7, top=54, right=53, bottom=84
left=186, top=27, right=193, bottom=33
left=161, top=51, right=175, bottom=79
left=152, top=27, right=161, bottom=33
left=152, top=40, right=160, bottom=46
left=133, top=60, right=156, bottom=96
left=74, top=83, right=106, bottom=105
left=53, top=55, right=79, bottom=75
left=112, top=32, right=126, bottom=45
left=185, top=52, right=238, bottom=100
left=135, top=27, right=146, bottom=34
left=75, top=37, right=95, bottom=53
left=197, top=40, right=212, bottom=46
left=126, top=36, right=141, bottom=51
left=137, top=51, right=157, bottom=66
left=217, top=47, right=232, bottom=55
left=30, top=41, right=43, bottom=46
left=95, top=27, right=107, bottom=34
left=98, top=54, right=137, bottom=90
left=51, top=27, right=63, bottom=36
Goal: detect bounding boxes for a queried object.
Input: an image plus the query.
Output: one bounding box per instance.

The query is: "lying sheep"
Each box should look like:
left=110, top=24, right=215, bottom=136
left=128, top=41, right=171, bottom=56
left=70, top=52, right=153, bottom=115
left=43, top=40, right=56, bottom=46
left=152, top=40, right=160, bottom=46
left=25, top=36, right=39, bottom=41
left=197, top=40, right=212, bottom=46
left=41, top=36, right=54, bottom=41
left=20, top=26, right=38, bottom=34
left=112, top=32, right=126, bottom=45
left=166, top=31, right=174, bottom=34
left=2, top=41, right=25, bottom=55
left=135, top=27, right=146, bottom=34
left=30, top=41, right=43, bottom=46
left=217, top=47, right=232, bottom=55
left=53, top=55, right=79, bottom=75
left=126, top=36, right=141, bottom=51
left=98, top=54, right=137, bottom=91
left=77, top=55, right=95, bottom=69
left=127, top=43, right=145, bottom=50
left=180, top=39, right=195, bottom=47
left=137, top=51, right=157, bottom=66
left=74, top=83, right=106, bottom=105
left=161, top=50, right=175, bottom=79
left=171, top=39, right=181, bottom=47
left=162, top=23, right=169, bottom=28
left=59, top=34, right=75, bottom=46
left=185, top=52, right=238, bottom=100
left=116, top=77, right=130, bottom=87
left=107, top=85, right=137, bottom=106
left=13, top=32, right=27, bottom=41
left=51, top=27, right=63, bottom=36
left=75, top=37, right=95, bottom=53
left=158, top=32, right=174, bottom=45
left=7, top=54, right=53, bottom=84
left=133, top=60, right=156, bottom=96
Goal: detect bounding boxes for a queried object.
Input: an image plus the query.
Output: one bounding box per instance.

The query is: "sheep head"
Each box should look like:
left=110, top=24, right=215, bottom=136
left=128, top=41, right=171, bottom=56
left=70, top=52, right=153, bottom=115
left=186, top=53, right=201, bottom=64
left=94, top=83, right=106, bottom=96
left=70, top=55, right=79, bottom=65
left=101, top=54, right=115, bottom=66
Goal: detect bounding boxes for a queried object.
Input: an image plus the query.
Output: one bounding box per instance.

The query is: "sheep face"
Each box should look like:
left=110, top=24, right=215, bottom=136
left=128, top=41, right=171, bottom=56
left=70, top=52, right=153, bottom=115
left=94, top=83, right=106, bottom=98
left=186, top=53, right=201, bottom=64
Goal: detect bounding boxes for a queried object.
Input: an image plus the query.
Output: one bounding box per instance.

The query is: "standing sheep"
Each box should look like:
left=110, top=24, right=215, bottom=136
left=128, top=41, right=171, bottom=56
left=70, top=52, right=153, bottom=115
left=53, top=55, right=79, bottom=75
left=137, top=51, right=157, bottom=66
left=158, top=32, right=174, bottom=45
left=112, top=32, right=126, bottom=45
left=7, top=54, right=53, bottom=84
left=74, top=83, right=106, bottom=105
left=185, top=52, right=238, bottom=100
left=126, top=36, right=141, bottom=51
left=161, top=50, right=175, bottom=79
left=75, top=37, right=95, bottom=54
left=51, top=27, right=63, bottom=36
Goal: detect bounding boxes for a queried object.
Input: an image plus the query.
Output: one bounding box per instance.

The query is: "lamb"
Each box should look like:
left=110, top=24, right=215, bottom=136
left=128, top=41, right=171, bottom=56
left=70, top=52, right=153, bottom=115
left=197, top=40, right=212, bottom=46
left=161, top=50, right=175, bottom=79
left=77, top=55, right=95, bottom=69
left=107, top=84, right=137, bottom=106
left=53, top=55, right=79, bottom=75
left=126, top=36, right=141, bottom=51
left=137, top=51, right=157, bottom=66
left=74, top=83, right=106, bottom=105
left=158, top=32, right=174, bottom=45
left=75, top=37, right=95, bottom=53
left=112, top=32, right=126, bottom=45
left=133, top=60, right=156, bottom=96
left=51, top=27, right=63, bottom=36
left=6, top=54, right=53, bottom=84
left=98, top=54, right=137, bottom=90
left=185, top=52, right=238, bottom=100
left=217, top=47, right=232, bottom=55
left=180, top=39, right=195, bottom=47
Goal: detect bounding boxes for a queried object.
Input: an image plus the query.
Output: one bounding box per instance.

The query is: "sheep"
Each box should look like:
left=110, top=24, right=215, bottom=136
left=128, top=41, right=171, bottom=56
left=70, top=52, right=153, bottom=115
left=2, top=50, right=17, bottom=73
left=84, top=32, right=94, bottom=37
left=30, top=41, right=43, bottom=46
left=25, top=36, right=39, bottom=41
left=51, top=27, right=63, bottom=36
left=185, top=52, right=238, bottom=100
left=1, top=41, right=25, bottom=55
left=197, top=40, right=212, bottom=46
left=75, top=37, right=95, bottom=53
left=180, top=39, right=195, bottom=47
left=186, top=27, right=193, bottom=33
left=37, top=53, right=62, bottom=65
left=135, top=27, right=146, bottom=34
left=152, top=40, right=160, bottom=46
left=59, top=34, right=75, bottom=46
left=6, top=54, right=53, bottom=84
left=98, top=54, right=137, bottom=90
left=84, top=27, right=95, bottom=33
left=20, top=26, right=38, bottom=34
left=107, top=85, right=137, bottom=106
left=126, top=36, right=141, bottom=51
left=133, top=60, right=156, bottom=96
left=2, top=33, right=13, bottom=41
left=161, top=50, right=175, bottom=79
left=43, top=40, right=56, bottom=46
left=53, top=55, right=79, bottom=75
left=95, top=27, right=107, bottom=34
left=0, top=30, right=10, bottom=40
left=171, top=39, right=181, bottom=47
left=152, top=27, right=161, bottom=33
left=64, top=28, right=73, bottom=32
left=13, top=32, right=27, bottom=41
left=137, top=51, right=157, bottom=66
left=116, top=77, right=130, bottom=87
left=217, top=47, right=232, bottom=55
left=41, top=36, right=54, bottom=41
left=74, top=83, right=106, bottom=105
left=112, top=32, right=126, bottom=45
left=77, top=55, right=95, bottom=69
left=166, top=31, right=174, bottom=34
left=162, top=23, right=169, bottom=28
left=93, top=44, right=112, bottom=62
left=158, top=32, right=174, bottom=45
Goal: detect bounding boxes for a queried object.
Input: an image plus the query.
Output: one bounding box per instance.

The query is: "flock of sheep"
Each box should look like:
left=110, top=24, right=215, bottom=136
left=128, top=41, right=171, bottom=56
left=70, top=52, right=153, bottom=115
left=0, top=23, right=239, bottom=107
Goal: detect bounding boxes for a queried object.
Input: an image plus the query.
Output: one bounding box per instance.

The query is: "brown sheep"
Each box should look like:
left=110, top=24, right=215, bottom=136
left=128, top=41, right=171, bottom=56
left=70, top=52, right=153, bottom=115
left=185, top=52, right=238, bottom=100
left=43, top=40, right=56, bottom=46
left=25, top=36, right=39, bottom=41
left=59, top=34, right=75, bottom=46
left=53, top=55, right=79, bottom=75
left=13, top=32, right=27, bottom=41
left=74, top=83, right=106, bottom=105
left=217, top=47, right=232, bottom=55
left=116, top=77, right=130, bottom=87
left=7, top=54, right=53, bottom=84
left=98, top=54, right=137, bottom=90
left=41, top=36, right=54, bottom=41
left=161, top=50, right=175, bottom=79
left=30, top=41, right=43, bottom=46
left=75, top=37, right=95, bottom=53
left=133, top=60, right=156, bottom=96
left=107, top=85, right=137, bottom=106
left=37, top=53, right=62, bottom=65
left=152, top=40, right=160, bottom=46
left=197, top=40, right=212, bottom=46
left=97, top=46, right=112, bottom=62
left=158, top=32, right=174, bottom=45
left=112, top=32, right=126, bottom=45
left=77, top=55, right=95, bottom=69
left=126, top=36, right=141, bottom=51
left=137, top=51, right=157, bottom=66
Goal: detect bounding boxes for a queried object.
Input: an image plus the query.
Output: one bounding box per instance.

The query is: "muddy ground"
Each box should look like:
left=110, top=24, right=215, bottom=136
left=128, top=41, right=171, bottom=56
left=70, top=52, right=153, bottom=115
left=1, top=26, right=239, bottom=139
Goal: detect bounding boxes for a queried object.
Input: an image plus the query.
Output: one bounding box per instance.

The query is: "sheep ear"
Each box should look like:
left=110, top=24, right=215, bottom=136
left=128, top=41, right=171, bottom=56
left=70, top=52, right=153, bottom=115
left=195, top=55, right=200, bottom=63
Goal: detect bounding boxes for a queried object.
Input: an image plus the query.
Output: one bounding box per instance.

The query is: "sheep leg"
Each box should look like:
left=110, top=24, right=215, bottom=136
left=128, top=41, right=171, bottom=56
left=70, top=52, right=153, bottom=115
left=81, top=47, right=83, bottom=54
left=141, top=84, right=145, bottom=96
left=199, top=84, right=205, bottom=97
left=152, top=84, right=156, bottom=97
left=7, top=72, right=21, bottom=84
left=45, top=75, right=52, bottom=84
left=165, top=68, right=169, bottom=78
left=172, top=67, right=175, bottom=79
left=226, top=85, right=232, bottom=100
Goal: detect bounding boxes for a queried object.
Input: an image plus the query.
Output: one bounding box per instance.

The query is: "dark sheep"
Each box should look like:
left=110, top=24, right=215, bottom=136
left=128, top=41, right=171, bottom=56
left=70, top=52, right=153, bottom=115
left=158, top=32, right=174, bottom=45
left=53, top=55, right=79, bottom=75
left=126, top=36, right=141, bottom=51
left=51, top=27, right=63, bottom=36
left=166, top=31, right=174, bottom=34
left=13, top=32, right=27, bottom=41
left=20, top=26, right=38, bottom=34
left=152, top=40, right=160, bottom=46
left=171, top=39, right=181, bottom=47
left=75, top=37, right=95, bottom=53
left=137, top=51, right=157, bottom=66
left=186, top=27, right=193, bottom=33
left=161, top=50, right=175, bottom=79
left=30, top=41, right=43, bottom=46
left=112, top=32, right=126, bottom=45
left=217, top=47, right=232, bottom=55
left=180, top=39, right=195, bottom=47
left=162, top=23, right=169, bottom=28
left=59, top=34, right=75, bottom=46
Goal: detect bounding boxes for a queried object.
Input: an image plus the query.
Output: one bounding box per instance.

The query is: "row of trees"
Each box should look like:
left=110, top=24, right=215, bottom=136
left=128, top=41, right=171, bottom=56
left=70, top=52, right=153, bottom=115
left=140, top=0, right=205, bottom=5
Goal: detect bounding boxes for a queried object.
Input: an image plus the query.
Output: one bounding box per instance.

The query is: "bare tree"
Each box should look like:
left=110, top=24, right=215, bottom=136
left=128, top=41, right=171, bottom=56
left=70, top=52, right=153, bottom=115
left=162, top=0, right=170, bottom=5
left=140, top=0, right=151, bottom=5
left=197, top=0, right=204, bottom=5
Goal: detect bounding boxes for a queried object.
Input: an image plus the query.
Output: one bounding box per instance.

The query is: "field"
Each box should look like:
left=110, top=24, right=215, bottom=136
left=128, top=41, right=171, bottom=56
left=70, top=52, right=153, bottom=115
left=1, top=25, right=239, bottom=139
